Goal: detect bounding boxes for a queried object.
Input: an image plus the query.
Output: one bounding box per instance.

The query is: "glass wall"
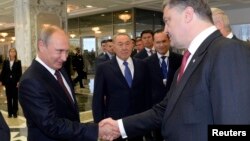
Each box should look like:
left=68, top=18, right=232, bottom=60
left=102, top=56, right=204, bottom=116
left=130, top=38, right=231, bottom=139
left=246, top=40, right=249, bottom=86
left=68, top=8, right=163, bottom=73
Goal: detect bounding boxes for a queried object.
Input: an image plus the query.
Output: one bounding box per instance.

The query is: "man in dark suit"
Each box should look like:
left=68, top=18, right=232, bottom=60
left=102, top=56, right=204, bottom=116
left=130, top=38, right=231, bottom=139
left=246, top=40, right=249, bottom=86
left=93, top=33, right=150, bottom=141
left=95, top=39, right=115, bottom=66
left=144, top=29, right=182, bottom=141
left=18, top=25, right=116, bottom=141
left=100, top=0, right=250, bottom=141
left=134, top=30, right=154, bottom=59
left=98, top=39, right=107, bottom=57
left=72, top=47, right=85, bottom=88
left=0, top=111, right=10, bottom=141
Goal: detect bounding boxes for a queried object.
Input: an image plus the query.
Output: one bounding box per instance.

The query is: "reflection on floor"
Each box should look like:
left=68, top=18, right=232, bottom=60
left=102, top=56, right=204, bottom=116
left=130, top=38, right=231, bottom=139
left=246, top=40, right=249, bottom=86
left=0, top=77, right=94, bottom=141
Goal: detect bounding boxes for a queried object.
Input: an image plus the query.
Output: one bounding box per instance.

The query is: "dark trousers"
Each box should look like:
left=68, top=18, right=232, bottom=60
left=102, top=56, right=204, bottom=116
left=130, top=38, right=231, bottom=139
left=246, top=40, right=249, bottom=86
left=5, top=85, right=18, bottom=116
left=73, top=70, right=84, bottom=88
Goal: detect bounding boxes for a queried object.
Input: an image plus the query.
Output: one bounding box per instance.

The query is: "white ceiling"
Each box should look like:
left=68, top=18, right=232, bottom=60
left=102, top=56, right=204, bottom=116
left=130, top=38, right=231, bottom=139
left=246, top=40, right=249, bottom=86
left=1, top=0, right=250, bottom=31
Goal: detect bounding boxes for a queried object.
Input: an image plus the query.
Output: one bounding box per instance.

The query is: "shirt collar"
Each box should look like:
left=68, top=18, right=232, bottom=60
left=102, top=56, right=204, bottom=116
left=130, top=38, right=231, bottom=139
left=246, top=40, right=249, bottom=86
left=188, top=26, right=217, bottom=55
left=116, top=56, right=133, bottom=67
left=35, top=56, right=56, bottom=76
left=157, top=51, right=169, bottom=59
left=226, top=32, right=234, bottom=39
left=145, top=47, right=155, bottom=52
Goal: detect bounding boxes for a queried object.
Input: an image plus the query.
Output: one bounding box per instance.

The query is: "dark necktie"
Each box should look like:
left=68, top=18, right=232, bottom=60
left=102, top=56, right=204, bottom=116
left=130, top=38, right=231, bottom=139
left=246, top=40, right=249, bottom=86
left=161, top=56, right=168, bottom=79
left=54, top=70, right=74, bottom=104
left=149, top=49, right=154, bottom=56
left=177, top=50, right=191, bottom=82
left=123, top=61, right=132, bottom=87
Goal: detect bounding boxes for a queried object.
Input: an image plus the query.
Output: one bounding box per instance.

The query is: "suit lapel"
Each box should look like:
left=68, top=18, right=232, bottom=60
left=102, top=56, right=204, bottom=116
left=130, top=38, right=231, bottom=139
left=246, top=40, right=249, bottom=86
left=165, top=30, right=222, bottom=118
left=33, top=60, right=77, bottom=110
left=151, top=55, right=165, bottom=86
left=60, top=68, right=78, bottom=108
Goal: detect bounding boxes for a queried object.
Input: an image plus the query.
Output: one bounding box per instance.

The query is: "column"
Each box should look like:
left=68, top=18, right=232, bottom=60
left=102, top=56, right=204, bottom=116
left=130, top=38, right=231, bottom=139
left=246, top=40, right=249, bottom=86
left=14, top=0, right=68, bottom=69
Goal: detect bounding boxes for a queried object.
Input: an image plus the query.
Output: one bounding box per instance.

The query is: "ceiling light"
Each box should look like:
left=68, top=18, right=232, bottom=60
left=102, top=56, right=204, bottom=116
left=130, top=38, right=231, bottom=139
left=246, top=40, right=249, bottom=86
left=117, top=29, right=126, bottom=33
left=92, top=27, right=100, bottom=31
left=0, top=32, right=8, bottom=38
left=86, top=5, right=93, bottom=8
left=95, top=31, right=102, bottom=34
left=70, top=34, right=76, bottom=38
left=118, top=13, right=131, bottom=22
left=0, top=38, right=5, bottom=42
left=11, top=37, right=15, bottom=41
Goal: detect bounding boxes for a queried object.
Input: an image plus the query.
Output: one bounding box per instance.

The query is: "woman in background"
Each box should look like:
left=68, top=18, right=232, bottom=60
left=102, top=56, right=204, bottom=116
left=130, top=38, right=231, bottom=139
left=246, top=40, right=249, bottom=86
left=0, top=48, right=22, bottom=118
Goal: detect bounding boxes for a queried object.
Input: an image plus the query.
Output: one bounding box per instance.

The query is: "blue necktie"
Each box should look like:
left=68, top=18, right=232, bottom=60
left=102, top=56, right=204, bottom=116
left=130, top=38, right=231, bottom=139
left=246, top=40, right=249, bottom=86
left=161, top=56, right=168, bottom=79
left=123, top=61, right=132, bottom=87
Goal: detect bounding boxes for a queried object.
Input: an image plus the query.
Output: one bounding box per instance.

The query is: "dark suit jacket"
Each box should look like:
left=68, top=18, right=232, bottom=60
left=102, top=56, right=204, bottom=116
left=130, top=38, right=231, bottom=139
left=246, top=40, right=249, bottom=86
left=133, top=48, right=148, bottom=59
left=122, top=30, right=250, bottom=141
left=0, top=59, right=22, bottom=86
left=19, top=60, right=97, bottom=141
left=144, top=52, right=182, bottom=105
left=231, top=34, right=241, bottom=41
left=95, top=53, right=111, bottom=67
left=0, top=111, right=10, bottom=141
left=92, top=57, right=150, bottom=123
left=130, top=49, right=137, bottom=57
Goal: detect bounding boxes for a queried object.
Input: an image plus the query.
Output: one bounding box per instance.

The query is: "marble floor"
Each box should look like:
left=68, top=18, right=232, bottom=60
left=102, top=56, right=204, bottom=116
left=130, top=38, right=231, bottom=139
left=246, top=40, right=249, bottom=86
left=0, top=77, right=94, bottom=141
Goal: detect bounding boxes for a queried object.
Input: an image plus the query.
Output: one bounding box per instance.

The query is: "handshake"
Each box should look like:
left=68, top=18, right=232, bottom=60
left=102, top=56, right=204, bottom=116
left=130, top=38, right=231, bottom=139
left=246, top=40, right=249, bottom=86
left=98, top=118, right=121, bottom=141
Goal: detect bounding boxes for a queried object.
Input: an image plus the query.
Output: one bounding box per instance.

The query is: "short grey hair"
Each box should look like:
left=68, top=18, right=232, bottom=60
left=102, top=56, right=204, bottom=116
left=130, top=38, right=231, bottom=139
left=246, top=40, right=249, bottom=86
left=38, top=24, right=64, bottom=46
left=112, top=33, right=131, bottom=42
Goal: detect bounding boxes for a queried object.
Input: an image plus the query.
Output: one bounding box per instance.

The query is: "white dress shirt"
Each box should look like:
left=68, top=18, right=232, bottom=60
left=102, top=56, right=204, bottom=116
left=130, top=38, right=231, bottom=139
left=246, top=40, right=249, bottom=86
left=35, top=56, right=74, bottom=102
left=116, top=56, right=134, bottom=79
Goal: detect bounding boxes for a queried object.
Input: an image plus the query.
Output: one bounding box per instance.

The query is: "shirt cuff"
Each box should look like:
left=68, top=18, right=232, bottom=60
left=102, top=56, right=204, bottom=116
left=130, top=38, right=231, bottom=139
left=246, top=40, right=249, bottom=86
left=118, top=119, right=128, bottom=139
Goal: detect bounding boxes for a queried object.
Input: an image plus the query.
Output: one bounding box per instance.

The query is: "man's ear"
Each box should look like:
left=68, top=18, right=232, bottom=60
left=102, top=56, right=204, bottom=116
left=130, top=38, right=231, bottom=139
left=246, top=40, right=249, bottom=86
left=38, top=40, right=45, bottom=52
left=184, top=6, right=195, bottom=23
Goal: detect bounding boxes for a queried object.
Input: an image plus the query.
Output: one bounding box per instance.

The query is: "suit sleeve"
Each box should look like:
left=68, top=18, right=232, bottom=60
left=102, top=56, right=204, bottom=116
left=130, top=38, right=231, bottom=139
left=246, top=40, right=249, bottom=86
left=0, top=112, right=10, bottom=141
left=92, top=64, right=106, bottom=123
left=18, top=78, right=98, bottom=141
left=122, top=95, right=167, bottom=138
left=17, top=60, right=22, bottom=81
left=0, top=60, right=7, bottom=84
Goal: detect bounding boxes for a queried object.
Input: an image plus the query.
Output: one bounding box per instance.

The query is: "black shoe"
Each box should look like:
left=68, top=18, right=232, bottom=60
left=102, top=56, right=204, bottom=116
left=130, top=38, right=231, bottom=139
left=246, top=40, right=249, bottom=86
left=13, top=114, right=17, bottom=118
left=8, top=115, right=12, bottom=118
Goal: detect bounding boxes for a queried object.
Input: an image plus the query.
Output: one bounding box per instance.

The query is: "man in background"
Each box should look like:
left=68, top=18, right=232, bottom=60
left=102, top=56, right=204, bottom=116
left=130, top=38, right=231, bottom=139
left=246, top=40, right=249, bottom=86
left=211, top=7, right=239, bottom=40
left=95, top=39, right=114, bottom=66
left=72, top=47, right=85, bottom=88
left=144, top=29, right=182, bottom=140
left=134, top=30, right=154, bottom=59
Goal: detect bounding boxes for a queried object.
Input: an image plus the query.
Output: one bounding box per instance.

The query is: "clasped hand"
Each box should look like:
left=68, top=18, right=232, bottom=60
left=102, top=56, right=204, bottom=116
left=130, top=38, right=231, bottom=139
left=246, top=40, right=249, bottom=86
left=98, top=118, right=121, bottom=141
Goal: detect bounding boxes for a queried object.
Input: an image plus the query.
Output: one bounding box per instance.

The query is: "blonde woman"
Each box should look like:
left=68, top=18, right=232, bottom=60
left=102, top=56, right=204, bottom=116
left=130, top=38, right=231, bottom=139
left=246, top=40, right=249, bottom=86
left=0, top=48, right=22, bottom=118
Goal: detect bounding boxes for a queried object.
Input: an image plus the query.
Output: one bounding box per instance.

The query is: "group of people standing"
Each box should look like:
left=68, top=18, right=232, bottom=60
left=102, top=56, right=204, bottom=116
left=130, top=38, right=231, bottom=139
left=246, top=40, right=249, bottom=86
left=93, top=27, right=183, bottom=141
